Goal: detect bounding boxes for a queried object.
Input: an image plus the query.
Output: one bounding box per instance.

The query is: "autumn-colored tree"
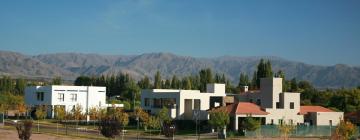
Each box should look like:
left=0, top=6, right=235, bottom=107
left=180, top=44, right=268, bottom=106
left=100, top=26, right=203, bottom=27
left=331, top=119, right=357, bottom=140
left=54, top=106, right=65, bottom=135
left=35, top=105, right=47, bottom=132
left=89, top=107, right=99, bottom=127
left=72, top=104, right=83, bottom=135
left=114, top=108, right=129, bottom=140
left=133, top=107, right=149, bottom=130
left=17, top=103, right=27, bottom=118
left=277, top=121, right=295, bottom=140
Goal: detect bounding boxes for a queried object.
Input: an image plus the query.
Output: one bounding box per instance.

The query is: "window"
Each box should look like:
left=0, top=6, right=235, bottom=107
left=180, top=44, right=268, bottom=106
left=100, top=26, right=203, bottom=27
left=36, top=92, right=44, bottom=101
left=153, top=98, right=162, bottom=108
left=70, top=94, right=77, bottom=102
left=290, top=102, right=294, bottom=109
left=329, top=120, right=333, bottom=126
left=194, top=99, right=201, bottom=110
left=256, top=99, right=261, bottom=105
left=145, top=98, right=150, bottom=106
left=271, top=119, right=274, bottom=125
left=58, top=93, right=64, bottom=102
left=279, top=119, right=283, bottom=125
left=276, top=102, right=280, bottom=109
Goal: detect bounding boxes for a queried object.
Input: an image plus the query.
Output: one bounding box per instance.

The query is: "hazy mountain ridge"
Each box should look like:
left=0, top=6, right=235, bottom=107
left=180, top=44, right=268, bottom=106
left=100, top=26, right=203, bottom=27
left=0, top=51, right=359, bottom=88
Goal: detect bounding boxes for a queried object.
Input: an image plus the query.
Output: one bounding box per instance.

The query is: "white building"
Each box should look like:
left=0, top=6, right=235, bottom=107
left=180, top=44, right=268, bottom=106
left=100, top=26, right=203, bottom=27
left=25, top=85, right=122, bottom=119
left=227, top=77, right=343, bottom=131
left=141, top=84, right=227, bottom=120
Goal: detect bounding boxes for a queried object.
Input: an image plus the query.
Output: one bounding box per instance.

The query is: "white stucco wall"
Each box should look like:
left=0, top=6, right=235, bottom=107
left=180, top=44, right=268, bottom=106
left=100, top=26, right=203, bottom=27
left=308, top=112, right=344, bottom=126
left=25, top=85, right=106, bottom=117
left=141, top=84, right=226, bottom=120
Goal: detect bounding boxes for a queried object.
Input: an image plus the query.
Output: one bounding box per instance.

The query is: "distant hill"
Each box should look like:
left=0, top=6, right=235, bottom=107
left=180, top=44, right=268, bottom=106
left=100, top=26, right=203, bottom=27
left=0, top=50, right=359, bottom=88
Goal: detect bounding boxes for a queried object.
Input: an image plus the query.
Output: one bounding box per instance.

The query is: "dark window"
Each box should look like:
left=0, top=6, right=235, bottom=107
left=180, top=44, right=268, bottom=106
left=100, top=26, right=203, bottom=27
left=329, top=120, right=333, bottom=126
left=58, top=93, right=64, bottom=102
left=290, top=102, right=294, bottom=109
left=279, top=119, right=283, bottom=125
left=276, top=102, right=280, bottom=109
left=144, top=98, right=150, bottom=106
left=36, top=92, right=44, bottom=101
left=271, top=119, right=274, bottom=125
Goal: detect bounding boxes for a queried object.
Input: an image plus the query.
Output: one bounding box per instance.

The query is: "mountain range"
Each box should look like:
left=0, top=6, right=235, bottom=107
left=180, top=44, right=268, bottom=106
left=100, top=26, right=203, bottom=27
left=0, top=50, right=359, bottom=88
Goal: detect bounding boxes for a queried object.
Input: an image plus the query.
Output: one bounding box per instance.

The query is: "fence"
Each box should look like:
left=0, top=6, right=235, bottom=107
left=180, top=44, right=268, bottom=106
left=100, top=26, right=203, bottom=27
left=245, top=125, right=360, bottom=138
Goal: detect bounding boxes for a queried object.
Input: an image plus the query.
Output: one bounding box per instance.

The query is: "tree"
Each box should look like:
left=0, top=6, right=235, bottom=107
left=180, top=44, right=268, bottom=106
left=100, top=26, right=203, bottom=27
left=154, top=71, right=162, bottom=89
left=72, top=104, right=83, bottom=135
left=54, top=106, right=65, bottom=134
left=199, top=68, right=213, bottom=92
left=133, top=107, right=149, bottom=130
left=138, top=76, right=151, bottom=89
left=256, top=59, right=273, bottom=88
left=290, top=78, right=298, bottom=92
left=277, top=121, right=295, bottom=140
left=147, top=116, right=161, bottom=139
left=158, top=107, right=171, bottom=125
left=171, top=75, right=180, bottom=89
left=99, top=115, right=120, bottom=139
left=15, top=78, right=26, bottom=95
left=114, top=108, right=129, bottom=140
left=52, top=76, right=62, bottom=85
left=17, top=103, right=27, bottom=118
left=88, top=107, right=99, bottom=128
left=182, top=77, right=192, bottom=90
left=15, top=120, right=33, bottom=140
left=331, top=119, right=357, bottom=140
left=242, top=117, right=261, bottom=132
left=238, top=73, right=250, bottom=87
left=208, top=107, right=230, bottom=139
left=74, top=76, right=92, bottom=86
left=35, top=105, right=47, bottom=132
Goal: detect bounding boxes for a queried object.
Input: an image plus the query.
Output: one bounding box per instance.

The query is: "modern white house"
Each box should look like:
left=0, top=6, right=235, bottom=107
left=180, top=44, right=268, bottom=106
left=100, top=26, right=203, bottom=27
left=25, top=85, right=123, bottom=119
left=141, top=84, right=227, bottom=120
left=227, top=77, right=343, bottom=131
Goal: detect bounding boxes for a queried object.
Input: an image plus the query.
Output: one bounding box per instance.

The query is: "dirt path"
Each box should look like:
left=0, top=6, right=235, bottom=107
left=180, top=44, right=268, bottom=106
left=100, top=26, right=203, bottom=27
left=0, top=128, right=87, bottom=140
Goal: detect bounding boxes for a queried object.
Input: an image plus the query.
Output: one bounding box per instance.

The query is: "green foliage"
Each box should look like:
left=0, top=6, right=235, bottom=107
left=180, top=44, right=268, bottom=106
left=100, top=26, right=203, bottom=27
left=154, top=71, right=162, bottom=89
left=199, top=68, right=214, bottom=92
left=0, top=76, right=29, bottom=95
left=242, top=117, right=261, bottom=131
left=171, top=75, right=180, bottom=89
left=290, top=78, right=299, bottom=92
left=238, top=73, right=250, bottom=87
left=138, top=76, right=152, bottom=89
left=0, top=93, right=24, bottom=110
left=157, top=107, right=171, bottom=124
left=51, top=76, right=62, bottom=85
left=147, top=116, right=161, bottom=130
left=256, top=59, right=273, bottom=88
left=208, top=107, right=230, bottom=129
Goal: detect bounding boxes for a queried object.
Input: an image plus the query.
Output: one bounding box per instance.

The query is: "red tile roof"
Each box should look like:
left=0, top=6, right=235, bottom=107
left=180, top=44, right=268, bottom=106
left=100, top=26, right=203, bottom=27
left=226, top=102, right=269, bottom=115
left=299, top=106, right=334, bottom=115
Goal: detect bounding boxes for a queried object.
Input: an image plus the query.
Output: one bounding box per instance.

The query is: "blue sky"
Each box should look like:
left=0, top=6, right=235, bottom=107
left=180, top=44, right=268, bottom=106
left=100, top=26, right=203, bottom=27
left=0, top=0, right=359, bottom=66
